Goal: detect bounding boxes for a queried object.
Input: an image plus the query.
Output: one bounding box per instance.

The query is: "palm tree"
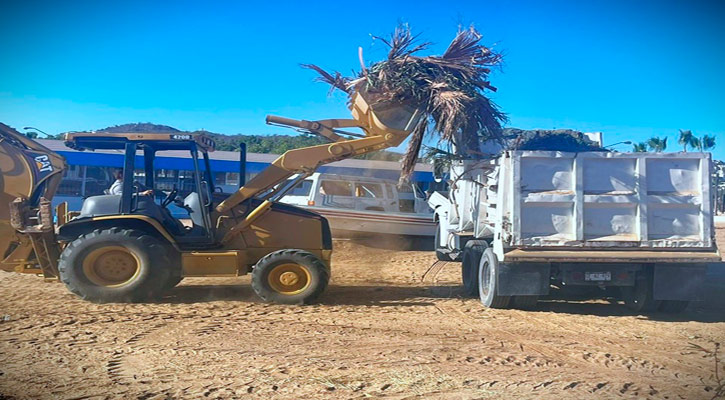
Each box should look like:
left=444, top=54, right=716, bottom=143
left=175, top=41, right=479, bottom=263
left=678, top=129, right=698, bottom=152
left=646, top=136, right=667, bottom=152
left=701, top=134, right=716, bottom=151
left=632, top=142, right=648, bottom=152
left=692, top=137, right=702, bottom=151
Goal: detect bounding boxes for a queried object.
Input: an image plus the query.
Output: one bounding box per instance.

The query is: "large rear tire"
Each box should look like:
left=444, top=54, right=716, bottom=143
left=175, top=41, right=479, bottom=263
left=621, top=269, right=661, bottom=313
left=658, top=300, right=689, bottom=313
left=58, top=228, right=173, bottom=303
left=461, top=240, right=487, bottom=296
left=252, top=249, right=329, bottom=305
left=478, top=248, right=511, bottom=309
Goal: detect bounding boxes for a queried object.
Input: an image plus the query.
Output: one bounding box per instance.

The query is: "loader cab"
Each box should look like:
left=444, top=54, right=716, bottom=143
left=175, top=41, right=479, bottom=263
left=64, top=133, right=217, bottom=247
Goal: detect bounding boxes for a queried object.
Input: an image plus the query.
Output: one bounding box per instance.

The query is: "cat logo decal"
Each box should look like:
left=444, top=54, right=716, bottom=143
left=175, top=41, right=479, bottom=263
left=34, top=154, right=53, bottom=173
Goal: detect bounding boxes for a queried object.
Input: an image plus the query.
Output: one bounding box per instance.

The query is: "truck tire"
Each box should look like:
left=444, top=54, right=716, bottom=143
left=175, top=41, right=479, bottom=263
left=621, top=269, right=661, bottom=313
left=461, top=240, right=487, bottom=296
left=434, top=222, right=448, bottom=261
left=658, top=300, right=689, bottom=313
left=252, top=249, right=329, bottom=305
left=478, top=248, right=511, bottom=309
left=58, top=228, right=173, bottom=303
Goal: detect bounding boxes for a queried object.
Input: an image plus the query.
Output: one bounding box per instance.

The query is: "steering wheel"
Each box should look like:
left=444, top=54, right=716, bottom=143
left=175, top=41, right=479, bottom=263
left=161, top=188, right=178, bottom=208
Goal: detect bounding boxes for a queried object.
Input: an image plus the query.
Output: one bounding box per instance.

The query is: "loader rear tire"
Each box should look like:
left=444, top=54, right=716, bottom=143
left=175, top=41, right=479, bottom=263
left=461, top=240, right=487, bottom=297
left=252, top=249, right=329, bottom=305
left=58, top=228, right=173, bottom=303
left=478, top=248, right=511, bottom=309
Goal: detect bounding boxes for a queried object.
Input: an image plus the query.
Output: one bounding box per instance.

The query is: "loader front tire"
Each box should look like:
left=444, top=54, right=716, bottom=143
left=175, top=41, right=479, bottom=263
left=252, top=249, right=329, bottom=305
left=58, top=228, right=173, bottom=303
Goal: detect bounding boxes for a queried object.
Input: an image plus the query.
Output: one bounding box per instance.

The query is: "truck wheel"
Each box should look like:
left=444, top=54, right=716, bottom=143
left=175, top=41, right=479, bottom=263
left=461, top=240, right=487, bottom=296
left=658, top=300, right=689, bottom=313
left=58, top=228, right=172, bottom=303
left=478, top=248, right=511, bottom=309
left=621, top=270, right=661, bottom=313
left=434, top=222, right=448, bottom=261
left=252, top=249, right=329, bottom=305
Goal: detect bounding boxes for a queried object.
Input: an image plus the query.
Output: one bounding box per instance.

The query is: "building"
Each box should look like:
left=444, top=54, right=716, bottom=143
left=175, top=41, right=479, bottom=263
left=37, top=139, right=435, bottom=205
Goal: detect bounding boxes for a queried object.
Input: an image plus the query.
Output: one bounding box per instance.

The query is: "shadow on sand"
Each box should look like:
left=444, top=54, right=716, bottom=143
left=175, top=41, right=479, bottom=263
left=158, top=282, right=725, bottom=322
left=336, top=234, right=433, bottom=251
left=159, top=283, right=444, bottom=307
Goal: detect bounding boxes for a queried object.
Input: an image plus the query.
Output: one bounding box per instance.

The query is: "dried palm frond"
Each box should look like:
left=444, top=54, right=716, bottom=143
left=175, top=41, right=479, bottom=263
left=299, top=64, right=351, bottom=95
left=303, top=24, right=507, bottom=183
left=372, top=23, right=431, bottom=60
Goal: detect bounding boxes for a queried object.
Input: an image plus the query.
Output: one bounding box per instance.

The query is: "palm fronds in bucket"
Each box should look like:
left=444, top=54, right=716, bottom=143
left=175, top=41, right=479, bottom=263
left=302, top=24, right=506, bottom=183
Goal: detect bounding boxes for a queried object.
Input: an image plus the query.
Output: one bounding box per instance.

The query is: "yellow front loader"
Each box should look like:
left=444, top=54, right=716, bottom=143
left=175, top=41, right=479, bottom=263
left=1, top=92, right=421, bottom=304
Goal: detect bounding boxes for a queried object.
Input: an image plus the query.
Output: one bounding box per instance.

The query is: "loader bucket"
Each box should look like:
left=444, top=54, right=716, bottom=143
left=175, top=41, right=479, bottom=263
left=350, top=90, right=423, bottom=137
left=0, top=123, right=66, bottom=272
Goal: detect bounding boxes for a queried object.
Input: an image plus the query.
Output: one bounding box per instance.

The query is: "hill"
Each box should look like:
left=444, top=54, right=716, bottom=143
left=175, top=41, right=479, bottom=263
left=61, top=123, right=600, bottom=161
left=68, top=123, right=404, bottom=161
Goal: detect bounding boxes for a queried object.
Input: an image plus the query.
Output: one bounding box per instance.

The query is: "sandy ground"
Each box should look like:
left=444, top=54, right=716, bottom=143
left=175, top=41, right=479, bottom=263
left=1, top=232, right=724, bottom=399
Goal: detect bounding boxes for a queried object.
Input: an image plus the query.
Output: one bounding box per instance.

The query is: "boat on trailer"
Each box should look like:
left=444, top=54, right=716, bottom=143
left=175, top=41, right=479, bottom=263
left=280, top=173, right=435, bottom=237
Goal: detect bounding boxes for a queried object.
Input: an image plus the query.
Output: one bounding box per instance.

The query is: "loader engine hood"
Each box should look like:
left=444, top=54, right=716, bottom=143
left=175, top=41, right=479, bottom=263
left=0, top=123, right=66, bottom=271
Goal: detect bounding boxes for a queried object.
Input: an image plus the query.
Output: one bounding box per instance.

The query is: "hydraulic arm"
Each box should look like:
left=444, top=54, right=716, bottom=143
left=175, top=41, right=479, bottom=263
left=216, top=91, right=421, bottom=213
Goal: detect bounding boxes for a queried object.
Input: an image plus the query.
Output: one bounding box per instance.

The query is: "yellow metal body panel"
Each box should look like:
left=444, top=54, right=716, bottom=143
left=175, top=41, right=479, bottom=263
left=221, top=200, right=272, bottom=243
left=240, top=209, right=326, bottom=250
left=88, top=215, right=177, bottom=245
left=64, top=132, right=216, bottom=152
left=182, top=251, right=244, bottom=277
left=1, top=123, right=66, bottom=272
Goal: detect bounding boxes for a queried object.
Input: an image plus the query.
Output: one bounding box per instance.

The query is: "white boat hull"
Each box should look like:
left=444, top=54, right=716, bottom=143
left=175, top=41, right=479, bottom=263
left=305, top=207, right=435, bottom=237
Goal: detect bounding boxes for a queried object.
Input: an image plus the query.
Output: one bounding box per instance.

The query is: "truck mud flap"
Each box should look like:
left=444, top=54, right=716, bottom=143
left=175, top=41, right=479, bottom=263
left=497, top=263, right=550, bottom=296
left=653, top=264, right=707, bottom=301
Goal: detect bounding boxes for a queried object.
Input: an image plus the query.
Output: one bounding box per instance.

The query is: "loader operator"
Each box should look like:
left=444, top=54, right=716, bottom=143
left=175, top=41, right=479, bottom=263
left=109, top=170, right=154, bottom=196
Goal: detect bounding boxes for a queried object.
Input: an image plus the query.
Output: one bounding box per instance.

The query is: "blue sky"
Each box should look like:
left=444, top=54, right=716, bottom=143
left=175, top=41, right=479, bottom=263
left=1, top=0, right=723, bottom=159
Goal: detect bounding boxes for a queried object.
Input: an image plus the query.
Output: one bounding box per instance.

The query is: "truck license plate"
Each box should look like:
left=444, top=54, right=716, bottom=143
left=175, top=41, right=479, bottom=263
left=585, top=272, right=611, bottom=281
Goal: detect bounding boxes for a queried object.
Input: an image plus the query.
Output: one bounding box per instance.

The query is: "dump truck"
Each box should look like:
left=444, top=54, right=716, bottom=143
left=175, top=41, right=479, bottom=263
left=429, top=150, right=722, bottom=312
left=0, top=92, right=422, bottom=304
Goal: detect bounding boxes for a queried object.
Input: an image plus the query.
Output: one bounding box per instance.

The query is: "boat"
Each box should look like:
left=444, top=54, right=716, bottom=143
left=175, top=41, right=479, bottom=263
left=280, top=173, right=435, bottom=237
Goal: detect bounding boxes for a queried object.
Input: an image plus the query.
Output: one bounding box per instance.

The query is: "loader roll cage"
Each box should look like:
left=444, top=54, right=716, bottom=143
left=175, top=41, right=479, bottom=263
left=64, top=132, right=218, bottom=245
